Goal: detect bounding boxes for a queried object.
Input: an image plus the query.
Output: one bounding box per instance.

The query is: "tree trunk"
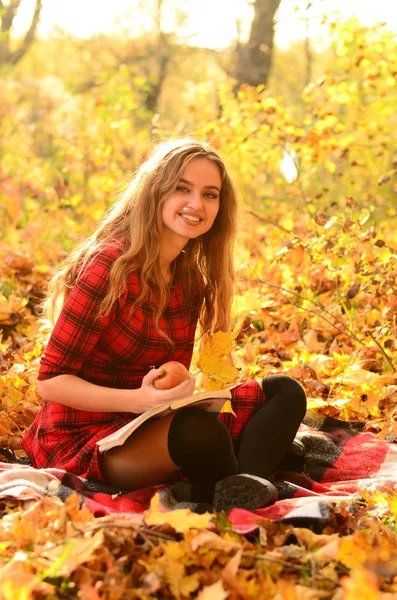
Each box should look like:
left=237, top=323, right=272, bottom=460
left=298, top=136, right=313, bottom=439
left=0, top=0, right=42, bottom=66
left=144, top=46, right=170, bottom=113
left=235, top=0, right=281, bottom=88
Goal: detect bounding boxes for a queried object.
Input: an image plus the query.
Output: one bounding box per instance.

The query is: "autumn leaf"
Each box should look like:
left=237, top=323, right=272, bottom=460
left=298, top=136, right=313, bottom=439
left=221, top=549, right=246, bottom=597
left=0, top=293, right=29, bottom=324
left=0, top=581, right=34, bottom=600
left=41, top=530, right=105, bottom=578
left=197, top=331, right=239, bottom=390
left=340, top=567, right=381, bottom=600
left=144, top=493, right=213, bottom=533
left=4, top=251, right=34, bottom=274
left=197, top=580, right=230, bottom=600
left=0, top=554, right=54, bottom=598
left=163, top=560, right=200, bottom=599
left=190, top=530, right=240, bottom=553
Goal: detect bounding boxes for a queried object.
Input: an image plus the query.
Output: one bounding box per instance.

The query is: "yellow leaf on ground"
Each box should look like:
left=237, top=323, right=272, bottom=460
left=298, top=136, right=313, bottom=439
left=0, top=383, right=24, bottom=407
left=341, top=567, right=381, bottom=600
left=336, top=530, right=397, bottom=577
left=335, top=366, right=393, bottom=388
left=309, top=354, right=337, bottom=377
left=275, top=580, right=298, bottom=599
left=167, top=566, right=200, bottom=599
left=156, top=541, right=201, bottom=599
left=311, top=538, right=340, bottom=561
left=0, top=581, right=33, bottom=600
left=190, top=530, right=241, bottom=553
left=41, top=530, right=104, bottom=577
left=306, top=397, right=329, bottom=411
left=276, top=580, right=326, bottom=598
left=221, top=549, right=243, bottom=591
left=144, top=493, right=213, bottom=533
left=197, top=579, right=230, bottom=600
left=337, top=533, right=372, bottom=570
left=64, top=491, right=96, bottom=529
left=0, top=553, right=54, bottom=598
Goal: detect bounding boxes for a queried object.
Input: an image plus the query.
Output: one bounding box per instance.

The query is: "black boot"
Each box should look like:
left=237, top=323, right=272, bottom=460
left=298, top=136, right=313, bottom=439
left=172, top=474, right=278, bottom=512
left=213, top=474, right=278, bottom=512
left=276, top=438, right=306, bottom=472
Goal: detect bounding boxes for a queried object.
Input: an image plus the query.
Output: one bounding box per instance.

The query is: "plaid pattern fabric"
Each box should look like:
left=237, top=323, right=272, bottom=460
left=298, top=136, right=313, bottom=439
left=22, top=244, right=202, bottom=480
left=219, top=380, right=266, bottom=448
left=38, top=244, right=200, bottom=386
left=7, top=415, right=397, bottom=533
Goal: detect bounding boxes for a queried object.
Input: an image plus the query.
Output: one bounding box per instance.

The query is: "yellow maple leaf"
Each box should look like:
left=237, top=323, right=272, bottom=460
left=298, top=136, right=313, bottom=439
left=0, top=581, right=32, bottom=600
left=197, top=331, right=239, bottom=390
left=0, top=554, right=54, bottom=599
left=337, top=533, right=372, bottom=570
left=341, top=567, right=381, bottom=600
left=165, top=563, right=200, bottom=599
left=0, top=382, right=24, bottom=407
left=144, top=493, right=213, bottom=533
left=360, top=488, right=397, bottom=518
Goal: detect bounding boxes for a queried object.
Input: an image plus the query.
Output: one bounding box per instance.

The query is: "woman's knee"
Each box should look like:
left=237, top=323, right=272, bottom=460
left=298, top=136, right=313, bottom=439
left=261, top=374, right=307, bottom=417
left=168, top=406, right=234, bottom=462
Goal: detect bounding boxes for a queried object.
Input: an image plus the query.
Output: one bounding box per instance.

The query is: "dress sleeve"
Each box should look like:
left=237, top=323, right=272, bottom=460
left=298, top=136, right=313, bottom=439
left=38, top=245, right=123, bottom=380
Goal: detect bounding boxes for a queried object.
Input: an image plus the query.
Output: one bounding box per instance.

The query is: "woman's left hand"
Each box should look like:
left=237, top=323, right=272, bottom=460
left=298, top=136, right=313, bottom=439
left=134, top=368, right=196, bottom=413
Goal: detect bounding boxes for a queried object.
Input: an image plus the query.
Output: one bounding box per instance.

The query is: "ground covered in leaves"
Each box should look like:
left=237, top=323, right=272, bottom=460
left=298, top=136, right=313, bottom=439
left=2, top=491, right=397, bottom=599
left=0, top=205, right=397, bottom=598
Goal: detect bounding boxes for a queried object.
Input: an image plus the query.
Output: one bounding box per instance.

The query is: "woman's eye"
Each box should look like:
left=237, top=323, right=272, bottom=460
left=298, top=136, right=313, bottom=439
left=205, top=192, right=218, bottom=199
left=176, top=186, right=189, bottom=192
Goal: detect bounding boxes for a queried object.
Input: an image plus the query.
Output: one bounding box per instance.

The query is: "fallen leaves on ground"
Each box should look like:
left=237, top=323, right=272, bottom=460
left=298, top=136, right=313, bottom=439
left=1, top=491, right=397, bottom=599
left=1, top=185, right=397, bottom=598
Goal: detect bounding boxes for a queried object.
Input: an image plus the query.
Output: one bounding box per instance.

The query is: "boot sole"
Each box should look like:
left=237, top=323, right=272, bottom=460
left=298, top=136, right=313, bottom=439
left=213, top=474, right=278, bottom=512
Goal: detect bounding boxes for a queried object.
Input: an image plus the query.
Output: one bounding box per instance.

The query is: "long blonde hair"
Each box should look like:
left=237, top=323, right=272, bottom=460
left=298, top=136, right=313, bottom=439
left=45, top=138, right=239, bottom=339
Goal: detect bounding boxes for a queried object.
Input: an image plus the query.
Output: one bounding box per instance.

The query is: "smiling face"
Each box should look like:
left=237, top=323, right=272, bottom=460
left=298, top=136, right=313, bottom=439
left=160, top=157, right=222, bottom=249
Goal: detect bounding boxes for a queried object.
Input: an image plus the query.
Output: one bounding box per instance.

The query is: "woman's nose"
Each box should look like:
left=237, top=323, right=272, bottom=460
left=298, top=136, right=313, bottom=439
left=188, top=189, right=203, bottom=209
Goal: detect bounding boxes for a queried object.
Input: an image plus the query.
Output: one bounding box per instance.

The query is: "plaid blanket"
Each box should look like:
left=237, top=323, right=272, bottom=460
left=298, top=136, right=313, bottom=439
left=1, top=410, right=396, bottom=534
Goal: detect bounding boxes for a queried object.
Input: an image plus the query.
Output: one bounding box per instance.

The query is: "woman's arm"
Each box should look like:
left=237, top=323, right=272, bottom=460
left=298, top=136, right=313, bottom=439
left=37, top=368, right=196, bottom=414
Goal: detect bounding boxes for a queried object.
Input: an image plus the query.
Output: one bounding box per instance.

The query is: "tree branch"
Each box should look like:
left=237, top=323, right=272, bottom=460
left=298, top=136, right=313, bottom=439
left=1, top=0, right=21, bottom=32
left=9, top=0, right=42, bottom=64
left=366, top=330, right=396, bottom=373
left=246, top=209, right=296, bottom=234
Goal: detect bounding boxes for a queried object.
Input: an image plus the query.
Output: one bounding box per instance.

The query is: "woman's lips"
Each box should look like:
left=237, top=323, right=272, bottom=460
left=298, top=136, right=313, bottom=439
left=179, top=212, right=203, bottom=224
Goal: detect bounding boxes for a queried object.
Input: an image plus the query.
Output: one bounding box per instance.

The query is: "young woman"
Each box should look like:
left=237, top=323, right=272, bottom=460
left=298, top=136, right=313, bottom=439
left=22, top=138, right=306, bottom=512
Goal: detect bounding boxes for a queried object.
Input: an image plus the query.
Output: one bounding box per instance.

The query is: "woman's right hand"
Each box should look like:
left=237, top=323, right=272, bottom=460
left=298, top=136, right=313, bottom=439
left=134, top=368, right=196, bottom=413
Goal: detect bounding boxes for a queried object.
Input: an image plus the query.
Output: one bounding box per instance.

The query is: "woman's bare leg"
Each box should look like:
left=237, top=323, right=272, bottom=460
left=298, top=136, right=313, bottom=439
left=99, top=414, right=179, bottom=490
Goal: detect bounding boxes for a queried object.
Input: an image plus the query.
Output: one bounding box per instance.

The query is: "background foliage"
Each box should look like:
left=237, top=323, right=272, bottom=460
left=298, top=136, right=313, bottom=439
left=0, top=3, right=396, bottom=597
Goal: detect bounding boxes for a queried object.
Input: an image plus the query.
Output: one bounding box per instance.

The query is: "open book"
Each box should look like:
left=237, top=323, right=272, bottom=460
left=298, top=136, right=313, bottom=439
left=96, top=389, right=232, bottom=453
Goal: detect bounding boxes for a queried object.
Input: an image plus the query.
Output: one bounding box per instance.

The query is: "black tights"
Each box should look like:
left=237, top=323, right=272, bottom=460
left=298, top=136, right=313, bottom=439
left=168, top=375, right=306, bottom=486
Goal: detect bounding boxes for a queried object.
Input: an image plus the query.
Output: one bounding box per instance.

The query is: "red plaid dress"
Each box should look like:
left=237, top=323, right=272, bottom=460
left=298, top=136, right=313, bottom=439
left=22, top=244, right=266, bottom=482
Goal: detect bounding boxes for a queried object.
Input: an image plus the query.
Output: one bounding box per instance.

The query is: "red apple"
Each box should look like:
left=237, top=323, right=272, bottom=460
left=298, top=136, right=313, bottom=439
left=153, top=361, right=191, bottom=390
